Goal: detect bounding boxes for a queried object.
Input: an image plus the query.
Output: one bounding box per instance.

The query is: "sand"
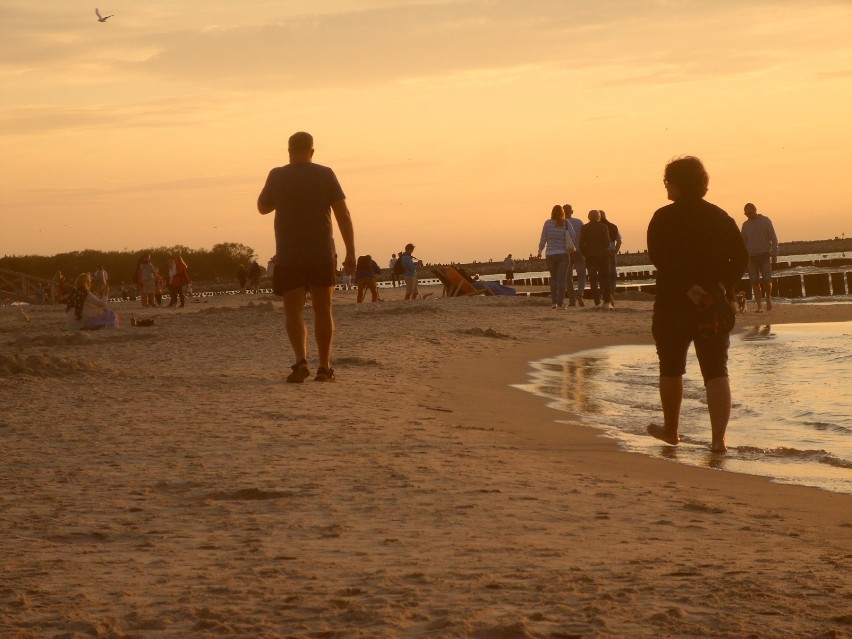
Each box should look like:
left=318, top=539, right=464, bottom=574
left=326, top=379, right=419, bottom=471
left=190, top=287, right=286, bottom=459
left=1, top=285, right=850, bottom=638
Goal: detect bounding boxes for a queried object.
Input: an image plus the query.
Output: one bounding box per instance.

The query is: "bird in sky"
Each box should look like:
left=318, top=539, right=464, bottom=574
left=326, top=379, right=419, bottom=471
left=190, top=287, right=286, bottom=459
left=95, top=8, right=114, bottom=22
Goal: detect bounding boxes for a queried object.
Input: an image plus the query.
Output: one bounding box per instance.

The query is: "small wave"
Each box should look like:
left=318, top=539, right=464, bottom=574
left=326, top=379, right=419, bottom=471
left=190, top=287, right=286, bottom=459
left=736, top=446, right=852, bottom=469
left=803, top=420, right=852, bottom=435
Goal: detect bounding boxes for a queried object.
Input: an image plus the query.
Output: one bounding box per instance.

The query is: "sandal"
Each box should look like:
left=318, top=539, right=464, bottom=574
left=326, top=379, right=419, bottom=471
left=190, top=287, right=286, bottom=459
left=286, top=359, right=310, bottom=383
left=314, top=367, right=336, bottom=382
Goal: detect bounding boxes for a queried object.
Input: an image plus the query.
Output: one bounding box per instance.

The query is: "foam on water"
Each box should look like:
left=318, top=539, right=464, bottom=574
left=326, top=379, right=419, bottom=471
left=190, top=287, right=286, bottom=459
left=515, top=322, right=852, bottom=494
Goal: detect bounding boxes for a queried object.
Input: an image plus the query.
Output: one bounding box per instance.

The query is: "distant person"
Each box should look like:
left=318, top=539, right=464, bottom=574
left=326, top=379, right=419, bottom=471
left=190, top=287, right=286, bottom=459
left=139, top=253, right=157, bottom=307
left=393, top=249, right=406, bottom=287
left=340, top=268, right=352, bottom=291
left=563, top=204, right=585, bottom=306
left=153, top=266, right=165, bottom=306
left=248, top=260, right=262, bottom=294
left=599, top=211, right=622, bottom=305
left=400, top=243, right=419, bottom=300
left=65, top=272, right=119, bottom=330
left=257, top=131, right=356, bottom=383
left=132, top=256, right=144, bottom=301
left=355, top=254, right=382, bottom=302
left=646, top=156, right=747, bottom=452
left=741, top=202, right=779, bottom=312
left=537, top=204, right=575, bottom=309
left=168, top=253, right=190, bottom=307
left=389, top=254, right=399, bottom=287
left=579, top=210, right=612, bottom=309
left=237, top=264, right=247, bottom=293
left=503, top=254, right=515, bottom=284
left=51, top=271, right=67, bottom=304
left=92, top=264, right=109, bottom=299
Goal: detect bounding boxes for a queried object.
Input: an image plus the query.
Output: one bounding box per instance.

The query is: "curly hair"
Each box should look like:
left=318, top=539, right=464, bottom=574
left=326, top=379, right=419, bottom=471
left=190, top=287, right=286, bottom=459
left=664, top=156, right=709, bottom=198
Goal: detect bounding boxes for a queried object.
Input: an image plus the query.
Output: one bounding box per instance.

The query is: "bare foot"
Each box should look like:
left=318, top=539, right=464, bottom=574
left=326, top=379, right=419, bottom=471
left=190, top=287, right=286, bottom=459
left=646, top=423, right=680, bottom=445
left=711, top=439, right=728, bottom=453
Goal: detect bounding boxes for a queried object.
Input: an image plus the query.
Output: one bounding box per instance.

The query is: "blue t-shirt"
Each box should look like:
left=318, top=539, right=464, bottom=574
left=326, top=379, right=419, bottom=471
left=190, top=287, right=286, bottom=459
left=259, top=162, right=345, bottom=266
left=400, top=253, right=417, bottom=277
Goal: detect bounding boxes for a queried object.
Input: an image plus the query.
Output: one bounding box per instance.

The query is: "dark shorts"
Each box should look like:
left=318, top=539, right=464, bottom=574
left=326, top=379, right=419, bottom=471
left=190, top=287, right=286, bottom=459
left=652, top=304, right=730, bottom=383
left=273, top=261, right=336, bottom=295
left=748, top=253, right=772, bottom=284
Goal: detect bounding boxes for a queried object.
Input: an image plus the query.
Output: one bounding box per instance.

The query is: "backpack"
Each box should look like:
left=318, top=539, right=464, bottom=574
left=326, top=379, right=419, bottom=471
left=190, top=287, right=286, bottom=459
left=393, top=255, right=406, bottom=276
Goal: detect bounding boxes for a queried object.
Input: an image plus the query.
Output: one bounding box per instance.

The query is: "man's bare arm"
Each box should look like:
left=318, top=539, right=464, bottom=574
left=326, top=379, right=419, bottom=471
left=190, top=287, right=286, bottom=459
left=257, top=192, right=274, bottom=214
left=331, top=199, right=356, bottom=274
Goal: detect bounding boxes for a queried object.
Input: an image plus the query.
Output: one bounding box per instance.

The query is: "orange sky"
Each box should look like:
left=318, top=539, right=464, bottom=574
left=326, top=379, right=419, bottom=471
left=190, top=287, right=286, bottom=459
left=2, top=1, right=851, bottom=265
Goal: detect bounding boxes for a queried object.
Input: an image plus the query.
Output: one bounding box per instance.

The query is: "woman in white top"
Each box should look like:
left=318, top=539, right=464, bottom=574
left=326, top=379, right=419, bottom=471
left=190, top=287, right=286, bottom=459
left=65, top=273, right=120, bottom=330
left=537, top=204, right=576, bottom=309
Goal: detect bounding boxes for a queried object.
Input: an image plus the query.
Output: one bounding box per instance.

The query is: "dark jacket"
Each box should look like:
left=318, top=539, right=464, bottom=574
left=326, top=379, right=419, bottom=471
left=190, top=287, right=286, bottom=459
left=580, top=220, right=611, bottom=258
left=647, top=196, right=748, bottom=306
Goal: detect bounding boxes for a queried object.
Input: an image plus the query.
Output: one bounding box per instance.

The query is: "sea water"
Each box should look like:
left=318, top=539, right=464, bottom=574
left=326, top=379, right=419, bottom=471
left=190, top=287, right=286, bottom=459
left=515, top=321, right=852, bottom=494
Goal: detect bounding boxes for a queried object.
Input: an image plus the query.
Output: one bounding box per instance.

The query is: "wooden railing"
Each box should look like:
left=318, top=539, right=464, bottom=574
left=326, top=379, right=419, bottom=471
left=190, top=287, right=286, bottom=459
left=0, top=268, right=54, bottom=304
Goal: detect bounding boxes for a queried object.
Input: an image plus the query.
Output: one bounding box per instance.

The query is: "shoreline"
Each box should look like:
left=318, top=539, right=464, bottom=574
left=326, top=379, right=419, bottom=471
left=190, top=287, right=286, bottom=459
left=2, top=291, right=850, bottom=637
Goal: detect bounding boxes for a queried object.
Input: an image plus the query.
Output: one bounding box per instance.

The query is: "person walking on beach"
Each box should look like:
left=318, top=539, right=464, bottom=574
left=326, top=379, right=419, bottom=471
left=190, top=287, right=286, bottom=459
left=537, top=205, right=575, bottom=309
left=237, top=264, right=247, bottom=293
left=741, top=202, right=778, bottom=312
left=355, top=255, right=382, bottom=303
left=503, top=254, right=515, bottom=285
left=257, top=131, right=356, bottom=383
left=139, top=254, right=157, bottom=307
left=92, top=265, right=109, bottom=299
left=599, top=211, right=622, bottom=305
left=248, top=260, right=262, bottom=294
left=579, top=210, right=612, bottom=309
left=401, top=243, right=419, bottom=300
left=646, top=156, right=748, bottom=452
left=563, top=204, right=585, bottom=306
left=389, top=254, right=399, bottom=287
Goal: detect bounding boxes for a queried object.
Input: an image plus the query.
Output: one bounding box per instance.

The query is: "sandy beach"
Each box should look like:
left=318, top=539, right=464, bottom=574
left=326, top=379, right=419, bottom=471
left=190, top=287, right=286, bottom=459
left=1, top=285, right=850, bottom=638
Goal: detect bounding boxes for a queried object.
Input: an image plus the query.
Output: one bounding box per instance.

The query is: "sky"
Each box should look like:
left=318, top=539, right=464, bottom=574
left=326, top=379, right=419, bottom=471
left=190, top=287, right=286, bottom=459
left=2, top=0, right=851, bottom=265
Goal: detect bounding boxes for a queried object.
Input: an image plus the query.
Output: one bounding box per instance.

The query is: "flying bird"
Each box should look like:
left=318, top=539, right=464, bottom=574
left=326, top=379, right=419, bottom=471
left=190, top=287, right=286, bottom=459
left=95, top=8, right=114, bottom=22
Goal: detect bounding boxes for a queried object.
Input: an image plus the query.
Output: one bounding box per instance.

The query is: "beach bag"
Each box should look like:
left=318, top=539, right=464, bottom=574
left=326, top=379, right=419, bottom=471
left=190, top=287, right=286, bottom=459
left=564, top=225, right=576, bottom=252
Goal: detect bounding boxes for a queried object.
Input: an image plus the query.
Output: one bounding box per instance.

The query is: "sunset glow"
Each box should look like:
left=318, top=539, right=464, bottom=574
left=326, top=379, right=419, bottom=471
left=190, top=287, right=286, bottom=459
left=2, top=1, right=851, bottom=264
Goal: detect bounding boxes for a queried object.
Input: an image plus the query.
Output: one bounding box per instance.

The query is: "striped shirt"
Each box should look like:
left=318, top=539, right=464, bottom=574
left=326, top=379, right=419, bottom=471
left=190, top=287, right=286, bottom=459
left=538, top=219, right=574, bottom=256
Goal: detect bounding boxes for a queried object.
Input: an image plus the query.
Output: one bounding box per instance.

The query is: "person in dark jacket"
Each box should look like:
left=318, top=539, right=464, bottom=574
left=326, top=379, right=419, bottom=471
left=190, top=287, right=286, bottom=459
left=579, top=210, right=613, bottom=308
left=646, top=156, right=748, bottom=452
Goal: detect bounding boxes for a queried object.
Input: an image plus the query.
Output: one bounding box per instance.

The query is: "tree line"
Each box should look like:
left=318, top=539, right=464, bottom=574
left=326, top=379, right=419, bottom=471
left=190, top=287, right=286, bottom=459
left=0, top=243, right=258, bottom=284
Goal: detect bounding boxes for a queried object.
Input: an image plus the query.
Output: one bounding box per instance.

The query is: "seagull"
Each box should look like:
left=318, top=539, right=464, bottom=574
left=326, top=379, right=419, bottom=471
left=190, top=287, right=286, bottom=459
left=95, top=8, right=114, bottom=22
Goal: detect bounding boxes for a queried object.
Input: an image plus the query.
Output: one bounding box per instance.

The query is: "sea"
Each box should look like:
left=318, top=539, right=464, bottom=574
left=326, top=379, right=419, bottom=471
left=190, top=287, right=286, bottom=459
left=515, top=320, right=852, bottom=494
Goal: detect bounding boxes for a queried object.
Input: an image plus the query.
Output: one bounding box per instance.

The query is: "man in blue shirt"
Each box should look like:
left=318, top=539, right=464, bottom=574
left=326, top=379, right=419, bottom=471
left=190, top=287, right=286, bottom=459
left=563, top=204, right=585, bottom=306
left=400, top=243, right=419, bottom=300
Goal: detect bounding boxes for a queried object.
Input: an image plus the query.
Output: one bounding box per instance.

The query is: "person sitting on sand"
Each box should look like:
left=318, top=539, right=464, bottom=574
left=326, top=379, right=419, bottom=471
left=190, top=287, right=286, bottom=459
left=65, top=272, right=120, bottom=330
left=646, top=156, right=747, bottom=452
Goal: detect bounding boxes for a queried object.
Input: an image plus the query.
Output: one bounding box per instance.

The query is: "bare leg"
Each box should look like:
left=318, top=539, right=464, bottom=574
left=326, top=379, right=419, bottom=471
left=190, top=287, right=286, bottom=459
left=310, top=286, right=334, bottom=371
left=282, top=287, right=308, bottom=364
left=647, top=375, right=682, bottom=445
left=705, top=376, right=731, bottom=452
left=763, top=281, right=773, bottom=311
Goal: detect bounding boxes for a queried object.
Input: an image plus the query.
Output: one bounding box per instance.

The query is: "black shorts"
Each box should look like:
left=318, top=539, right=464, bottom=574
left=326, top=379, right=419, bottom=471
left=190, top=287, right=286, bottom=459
left=273, top=261, right=336, bottom=295
left=652, top=303, right=730, bottom=383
